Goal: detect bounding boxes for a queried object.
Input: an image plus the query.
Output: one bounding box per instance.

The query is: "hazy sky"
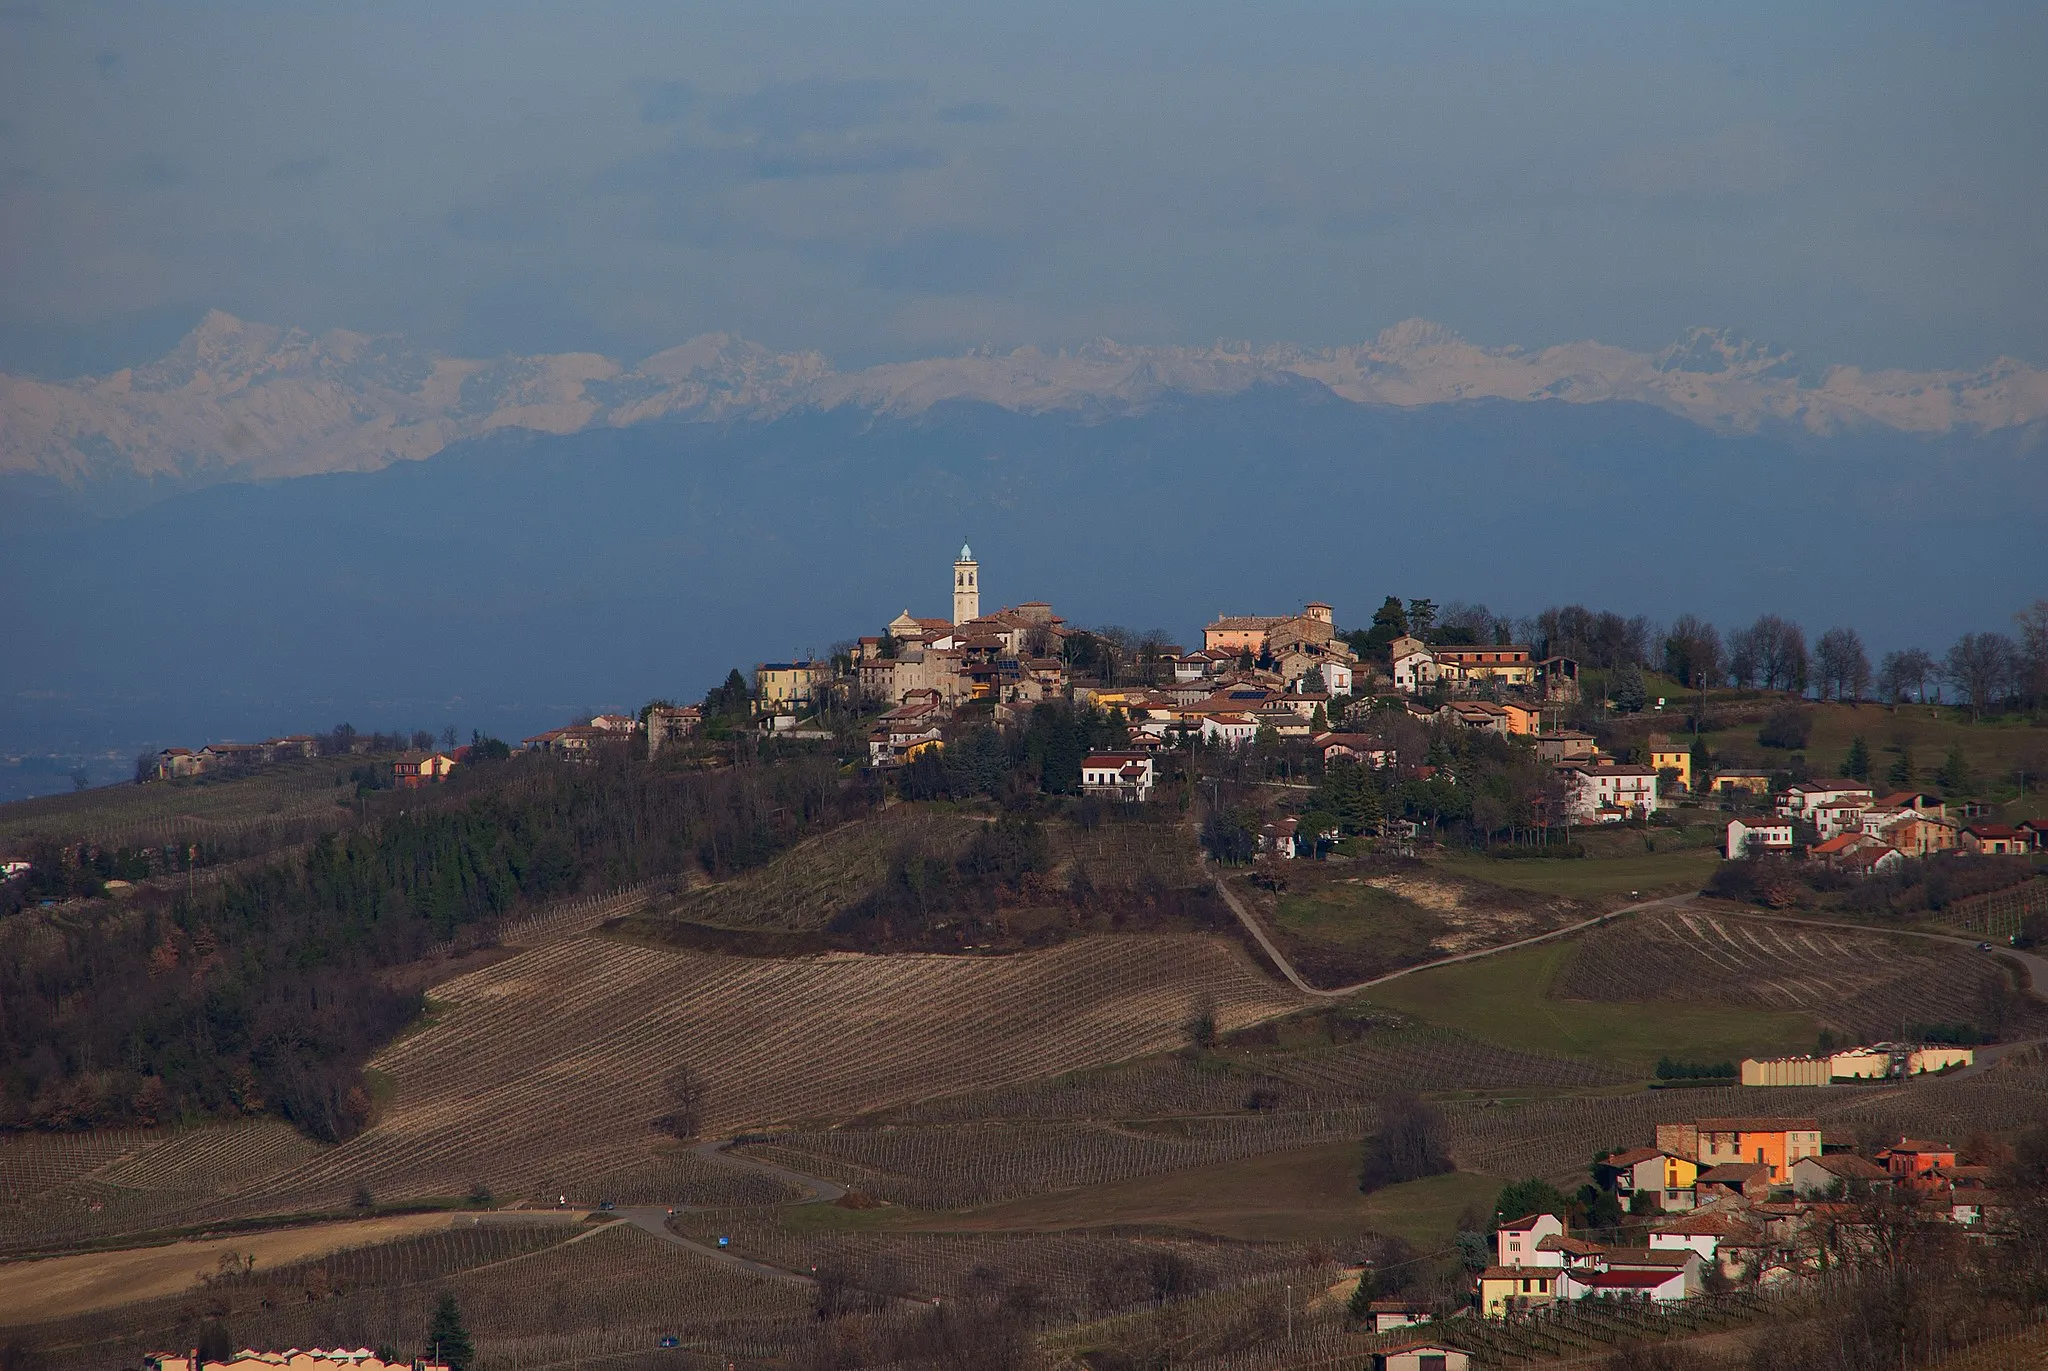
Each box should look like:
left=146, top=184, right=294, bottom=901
left=3, top=1, right=2043, bottom=372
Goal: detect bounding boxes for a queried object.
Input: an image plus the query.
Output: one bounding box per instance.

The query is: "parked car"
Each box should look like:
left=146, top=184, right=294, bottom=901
left=657, top=1338, right=679, bottom=1349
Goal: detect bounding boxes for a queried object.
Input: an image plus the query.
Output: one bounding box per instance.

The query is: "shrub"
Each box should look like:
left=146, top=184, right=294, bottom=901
left=1359, top=1095, right=1454, bottom=1192
left=1758, top=706, right=1811, bottom=750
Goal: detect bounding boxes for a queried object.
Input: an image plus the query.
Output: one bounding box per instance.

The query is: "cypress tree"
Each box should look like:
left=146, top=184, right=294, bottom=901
left=1843, top=736, right=1870, bottom=780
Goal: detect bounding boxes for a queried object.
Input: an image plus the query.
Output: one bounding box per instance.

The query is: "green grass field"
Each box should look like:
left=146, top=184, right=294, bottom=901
left=1696, top=699, right=2048, bottom=802
left=1362, top=938, right=1816, bottom=1072
left=1435, top=848, right=1721, bottom=900
left=1274, top=881, right=1439, bottom=962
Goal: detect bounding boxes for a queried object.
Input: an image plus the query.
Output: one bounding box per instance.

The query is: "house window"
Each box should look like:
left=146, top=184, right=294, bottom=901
left=1420, top=1357, right=1448, bottom=1371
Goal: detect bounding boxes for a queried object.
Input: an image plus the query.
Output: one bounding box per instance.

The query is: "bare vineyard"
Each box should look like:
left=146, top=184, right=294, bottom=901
left=1555, top=910, right=2040, bottom=1041
left=1942, top=877, right=2048, bottom=942
left=0, top=1120, right=325, bottom=1256
left=17, top=1223, right=815, bottom=1371
left=740, top=1111, right=1374, bottom=1209
left=876, top=1028, right=1623, bottom=1129
left=666, top=1219, right=1323, bottom=1321
left=0, top=761, right=362, bottom=855
left=211, top=932, right=1301, bottom=1213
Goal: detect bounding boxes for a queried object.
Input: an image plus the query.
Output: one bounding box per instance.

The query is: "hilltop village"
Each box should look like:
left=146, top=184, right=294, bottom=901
left=503, top=546, right=2041, bottom=874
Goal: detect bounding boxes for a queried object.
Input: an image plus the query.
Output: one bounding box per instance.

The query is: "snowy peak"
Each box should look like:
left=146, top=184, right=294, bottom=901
left=3, top=314, right=2043, bottom=493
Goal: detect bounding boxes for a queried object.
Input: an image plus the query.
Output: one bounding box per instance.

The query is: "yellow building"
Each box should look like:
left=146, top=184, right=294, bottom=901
left=1711, top=769, right=1773, bottom=796
left=754, top=660, right=834, bottom=710
left=1647, top=738, right=1693, bottom=790
left=1479, top=1265, right=1559, bottom=1317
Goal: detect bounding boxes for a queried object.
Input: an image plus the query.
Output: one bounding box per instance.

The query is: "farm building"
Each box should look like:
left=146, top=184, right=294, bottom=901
left=1740, top=1055, right=1830, bottom=1087
left=1367, top=1297, right=1433, bottom=1333
left=1374, top=1344, right=1471, bottom=1371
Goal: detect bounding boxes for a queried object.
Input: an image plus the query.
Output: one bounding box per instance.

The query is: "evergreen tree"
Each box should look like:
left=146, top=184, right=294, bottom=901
left=1938, top=745, right=1972, bottom=796
left=1689, top=735, right=1714, bottom=785
left=1887, top=747, right=1915, bottom=787
left=1843, top=735, right=1870, bottom=780
left=1310, top=703, right=1329, bottom=733
left=1363, top=596, right=1408, bottom=649
left=1612, top=661, right=1647, bottom=713
left=428, top=1293, right=474, bottom=1371
left=1494, top=1177, right=1570, bottom=1227
left=1347, top=1267, right=1381, bottom=1322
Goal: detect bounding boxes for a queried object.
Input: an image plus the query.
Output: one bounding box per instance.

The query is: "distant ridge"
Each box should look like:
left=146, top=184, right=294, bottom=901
left=4, top=311, right=2044, bottom=494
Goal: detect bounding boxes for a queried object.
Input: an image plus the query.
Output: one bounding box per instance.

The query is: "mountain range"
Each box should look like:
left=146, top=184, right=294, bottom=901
left=6, top=312, right=2045, bottom=506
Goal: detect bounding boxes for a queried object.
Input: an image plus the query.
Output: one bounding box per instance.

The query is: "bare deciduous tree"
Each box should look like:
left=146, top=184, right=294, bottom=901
left=1877, top=647, right=1935, bottom=704
left=1944, top=632, right=2015, bottom=721
left=657, top=1064, right=707, bottom=1139
left=1814, top=626, right=1871, bottom=702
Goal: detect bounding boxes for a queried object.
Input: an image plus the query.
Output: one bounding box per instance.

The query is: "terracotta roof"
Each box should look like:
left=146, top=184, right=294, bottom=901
left=1696, top=1118, right=1818, bottom=1132
left=1699, top=1163, right=1771, bottom=1184
left=1964, top=824, right=2020, bottom=838
left=1574, top=1269, right=1682, bottom=1289
left=1479, top=1264, right=1558, bottom=1281
left=1653, top=1213, right=1761, bottom=1240
left=1497, top=1212, right=1560, bottom=1233
left=1800, top=1155, right=1890, bottom=1181
left=1606, top=1146, right=1670, bottom=1168
left=1602, top=1248, right=1698, bottom=1268
left=1884, top=1138, right=1954, bottom=1155
left=1538, top=1235, right=1607, bottom=1255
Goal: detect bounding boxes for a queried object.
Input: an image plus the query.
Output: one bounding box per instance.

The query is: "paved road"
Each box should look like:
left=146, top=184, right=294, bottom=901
left=1203, top=852, right=1691, bottom=999
left=605, top=1139, right=938, bottom=1304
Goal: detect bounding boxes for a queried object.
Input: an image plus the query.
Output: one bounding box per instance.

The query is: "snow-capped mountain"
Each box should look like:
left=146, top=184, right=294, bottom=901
left=3, top=312, right=2043, bottom=493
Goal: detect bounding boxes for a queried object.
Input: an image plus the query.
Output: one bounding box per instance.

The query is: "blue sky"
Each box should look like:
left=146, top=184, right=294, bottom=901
left=2, top=1, right=2043, bottom=372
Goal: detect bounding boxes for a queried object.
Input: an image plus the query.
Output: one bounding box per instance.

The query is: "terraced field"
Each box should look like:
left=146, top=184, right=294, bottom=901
left=1557, top=909, right=2045, bottom=1042
left=219, top=932, right=1302, bottom=1212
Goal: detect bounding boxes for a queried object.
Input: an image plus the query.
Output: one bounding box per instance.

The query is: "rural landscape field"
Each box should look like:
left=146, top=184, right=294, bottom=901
left=4, top=690, right=2047, bottom=1371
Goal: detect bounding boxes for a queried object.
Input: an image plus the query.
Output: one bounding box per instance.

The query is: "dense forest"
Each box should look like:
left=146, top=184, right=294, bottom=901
left=0, top=750, right=868, bottom=1139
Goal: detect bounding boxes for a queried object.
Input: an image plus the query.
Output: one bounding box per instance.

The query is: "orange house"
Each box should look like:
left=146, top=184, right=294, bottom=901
left=1879, top=1137, right=1957, bottom=1191
left=1658, top=1118, right=1821, bottom=1185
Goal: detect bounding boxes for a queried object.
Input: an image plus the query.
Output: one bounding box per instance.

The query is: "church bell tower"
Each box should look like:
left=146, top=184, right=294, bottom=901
left=952, top=542, right=980, bottom=625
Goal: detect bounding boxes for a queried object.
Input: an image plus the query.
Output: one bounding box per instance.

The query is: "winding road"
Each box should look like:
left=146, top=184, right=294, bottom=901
left=1203, top=852, right=1693, bottom=998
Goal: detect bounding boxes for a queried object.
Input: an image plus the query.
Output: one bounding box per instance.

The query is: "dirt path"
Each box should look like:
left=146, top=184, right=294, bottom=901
left=0, top=1211, right=551, bottom=1325
left=1202, top=851, right=1690, bottom=998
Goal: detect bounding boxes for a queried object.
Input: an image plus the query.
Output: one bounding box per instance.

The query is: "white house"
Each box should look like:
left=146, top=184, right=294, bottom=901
left=1080, top=752, right=1155, bottom=802
left=1562, top=763, right=1661, bottom=822
left=1724, top=817, right=1794, bottom=859
left=1559, top=1262, right=1699, bottom=1305
left=1390, top=637, right=1439, bottom=694
left=1199, top=713, right=1259, bottom=747
left=1494, top=1211, right=1566, bottom=1267
left=1810, top=796, right=1869, bottom=841
left=1776, top=780, right=1875, bottom=820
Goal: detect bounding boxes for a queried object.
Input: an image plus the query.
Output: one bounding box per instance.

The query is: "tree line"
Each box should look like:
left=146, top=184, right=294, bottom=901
left=0, top=749, right=868, bottom=1139
left=1347, top=594, right=2048, bottom=718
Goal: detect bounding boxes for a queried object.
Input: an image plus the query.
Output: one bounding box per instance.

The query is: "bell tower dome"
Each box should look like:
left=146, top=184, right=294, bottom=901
left=952, top=542, right=980, bottom=625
